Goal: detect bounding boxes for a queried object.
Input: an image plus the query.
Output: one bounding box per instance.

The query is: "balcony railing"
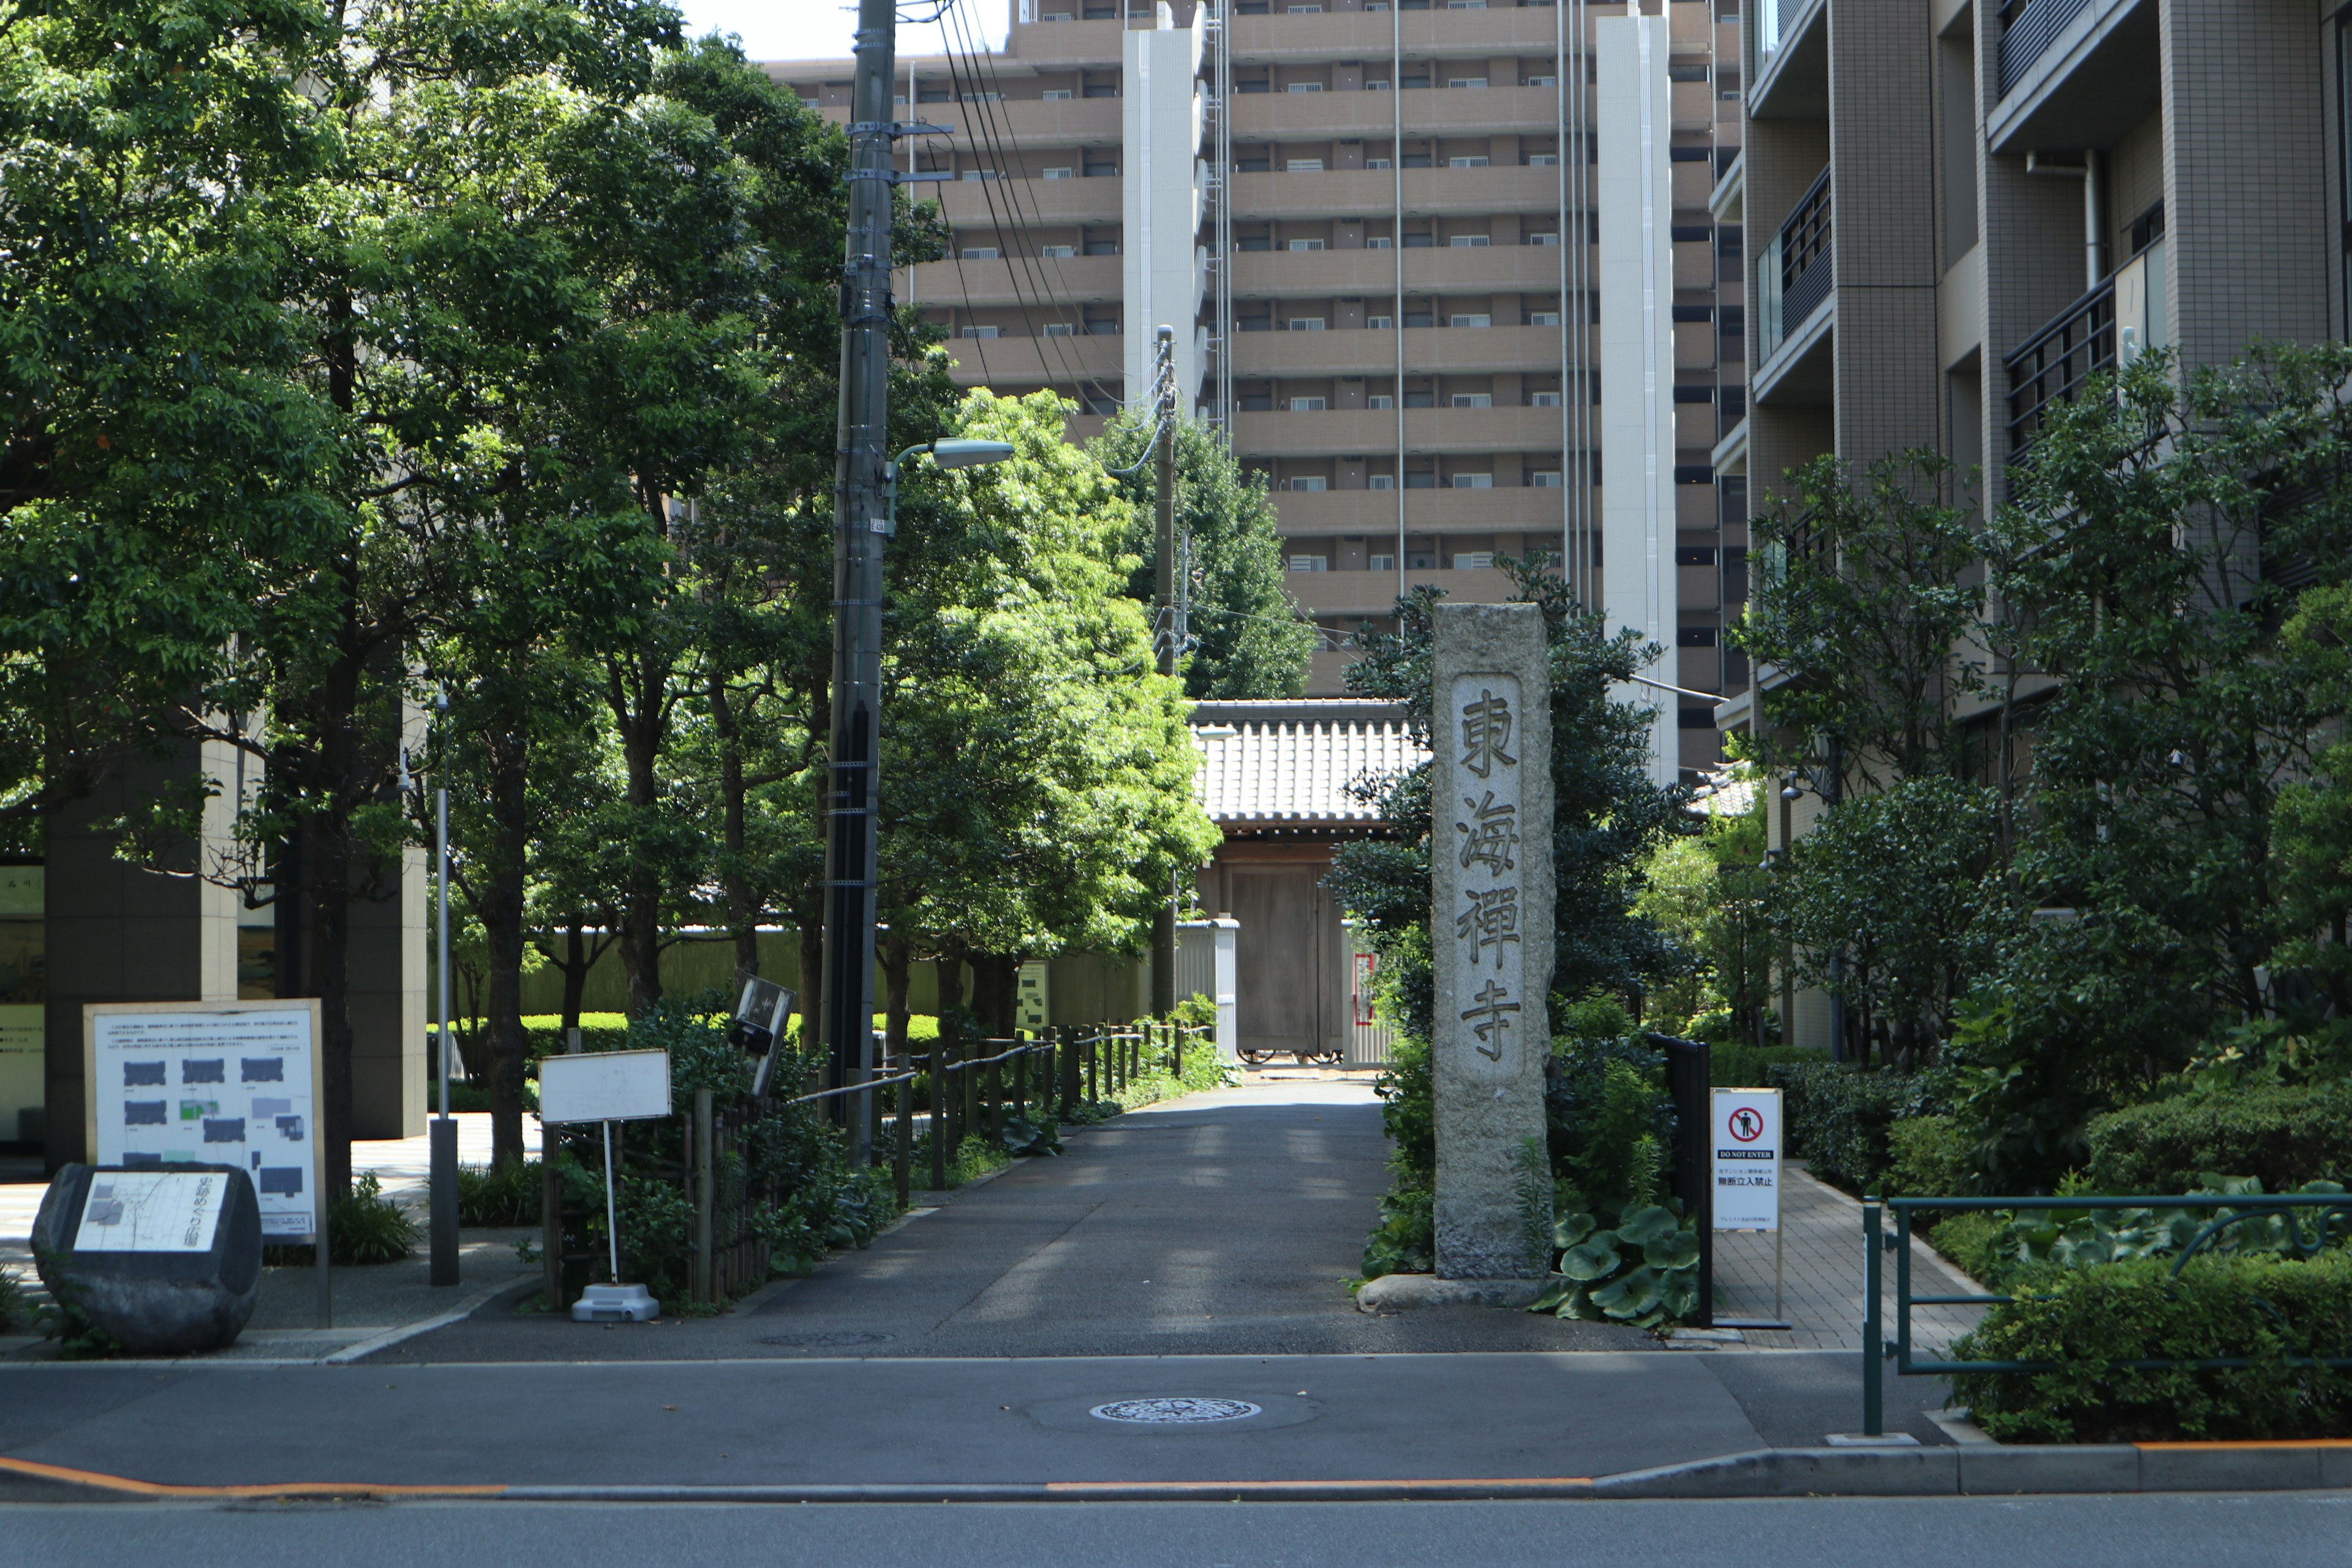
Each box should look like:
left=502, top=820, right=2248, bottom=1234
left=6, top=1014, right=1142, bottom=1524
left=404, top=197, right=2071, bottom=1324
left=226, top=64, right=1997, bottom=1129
left=1996, top=0, right=2092, bottom=96
left=2003, top=276, right=2114, bottom=457
left=1757, top=169, right=1832, bottom=362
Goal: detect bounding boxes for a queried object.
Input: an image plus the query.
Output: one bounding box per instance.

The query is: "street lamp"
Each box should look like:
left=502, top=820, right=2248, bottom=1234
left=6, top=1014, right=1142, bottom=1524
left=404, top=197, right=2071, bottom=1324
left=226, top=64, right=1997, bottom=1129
left=883, top=440, right=1016, bottom=535
left=819, top=426, right=1014, bottom=1161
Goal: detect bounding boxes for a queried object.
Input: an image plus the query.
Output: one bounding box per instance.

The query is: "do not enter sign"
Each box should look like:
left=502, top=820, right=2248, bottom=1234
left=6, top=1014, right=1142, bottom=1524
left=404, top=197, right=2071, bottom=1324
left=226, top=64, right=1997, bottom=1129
left=1711, top=1088, right=1781, bottom=1232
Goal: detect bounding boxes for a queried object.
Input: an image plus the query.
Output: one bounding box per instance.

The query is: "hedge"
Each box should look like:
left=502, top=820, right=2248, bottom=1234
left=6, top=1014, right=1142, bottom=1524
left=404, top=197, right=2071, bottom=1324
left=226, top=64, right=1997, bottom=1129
left=1765, top=1063, right=1945, bottom=1193
left=1709, top=1042, right=1829, bottom=1090
left=2082, top=1084, right=2352, bottom=1195
left=1951, top=1253, right=2352, bottom=1442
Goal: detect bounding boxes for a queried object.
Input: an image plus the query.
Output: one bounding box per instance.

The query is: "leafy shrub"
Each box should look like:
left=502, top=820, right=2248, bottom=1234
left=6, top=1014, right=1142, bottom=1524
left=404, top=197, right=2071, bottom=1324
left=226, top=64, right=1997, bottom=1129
left=457, top=1160, right=543, bottom=1226
left=266, top=1173, right=417, bottom=1265
left=998, top=1115, right=1061, bottom=1158
left=1887, top=1114, right=1973, bottom=1199
left=1926, top=1210, right=2013, bottom=1286
left=0, top=1267, right=27, bottom=1332
left=1951, top=1252, right=2352, bottom=1442
left=1531, top=1200, right=1702, bottom=1327
left=1362, top=1186, right=1434, bottom=1280
left=1768, top=1063, right=1946, bottom=1193
left=1546, top=1034, right=1674, bottom=1213
left=2082, top=1084, right=2352, bottom=1195
left=1711, top=1042, right=1829, bottom=1090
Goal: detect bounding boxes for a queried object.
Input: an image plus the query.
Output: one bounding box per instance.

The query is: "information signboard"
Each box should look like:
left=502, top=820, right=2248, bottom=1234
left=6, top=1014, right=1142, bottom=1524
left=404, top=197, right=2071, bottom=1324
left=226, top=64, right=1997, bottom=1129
left=538, top=1048, right=672, bottom=1125
left=72, top=1168, right=230, bottom=1253
left=1710, top=1087, right=1781, bottom=1232
left=84, top=1001, right=324, bottom=1241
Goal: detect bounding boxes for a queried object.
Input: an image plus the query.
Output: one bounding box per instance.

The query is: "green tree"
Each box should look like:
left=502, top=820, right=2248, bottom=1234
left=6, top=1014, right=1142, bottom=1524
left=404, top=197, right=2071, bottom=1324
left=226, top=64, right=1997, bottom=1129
left=1735, top=452, right=1989, bottom=791
left=1091, top=415, right=1314, bottom=699
left=1634, top=782, right=1774, bottom=1045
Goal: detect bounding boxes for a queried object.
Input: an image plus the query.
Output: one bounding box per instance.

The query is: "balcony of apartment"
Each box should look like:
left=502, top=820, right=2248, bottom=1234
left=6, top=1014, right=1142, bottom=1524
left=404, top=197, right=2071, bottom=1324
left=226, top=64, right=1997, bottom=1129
left=1229, top=165, right=1563, bottom=219
left=939, top=331, right=1123, bottom=387
left=1228, top=84, right=1581, bottom=140
left=1233, top=324, right=1571, bottom=377
left=1229, top=8, right=1572, bottom=63
left=1235, top=404, right=1567, bottom=456
left=1002, top=18, right=1128, bottom=67
left=1272, top=486, right=1569, bottom=533
left=1752, top=167, right=1833, bottom=405
left=1229, top=243, right=1580, bottom=298
left=817, top=96, right=1121, bottom=147
left=1748, top=0, right=1827, bottom=121
left=2001, top=235, right=2167, bottom=459
left=906, top=254, right=1122, bottom=308
left=938, top=175, right=1121, bottom=226
left=1985, top=0, right=2157, bottom=155
left=1287, top=565, right=1520, bottom=619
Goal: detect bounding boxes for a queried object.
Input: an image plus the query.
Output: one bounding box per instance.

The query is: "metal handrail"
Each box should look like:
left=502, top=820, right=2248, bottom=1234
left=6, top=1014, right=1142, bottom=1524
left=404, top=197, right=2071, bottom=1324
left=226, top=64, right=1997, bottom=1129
left=2003, top=274, right=2116, bottom=456
left=1996, top=0, right=2092, bottom=96
left=1856, top=1192, right=2352, bottom=1435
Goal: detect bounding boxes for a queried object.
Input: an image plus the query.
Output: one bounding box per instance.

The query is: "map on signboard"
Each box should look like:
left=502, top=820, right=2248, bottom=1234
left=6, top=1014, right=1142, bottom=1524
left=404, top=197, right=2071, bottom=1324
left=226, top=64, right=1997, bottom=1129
left=91, top=1007, right=318, bottom=1238
left=73, top=1169, right=228, bottom=1253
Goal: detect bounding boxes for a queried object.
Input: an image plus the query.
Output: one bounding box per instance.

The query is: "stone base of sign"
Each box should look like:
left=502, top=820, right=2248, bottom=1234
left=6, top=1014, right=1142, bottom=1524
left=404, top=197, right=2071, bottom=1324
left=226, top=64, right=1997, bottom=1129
left=32, top=1165, right=263, bottom=1355
left=1354, top=1272, right=1555, bottom=1314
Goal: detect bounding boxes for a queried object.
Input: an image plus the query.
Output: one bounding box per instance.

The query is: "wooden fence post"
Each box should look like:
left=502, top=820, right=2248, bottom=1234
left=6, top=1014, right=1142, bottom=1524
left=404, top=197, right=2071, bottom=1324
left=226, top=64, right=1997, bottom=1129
left=930, top=1046, right=949, bottom=1192
left=540, top=1141, right=565, bottom=1311
left=1012, top=1041, right=1028, bottom=1121
left=985, top=1052, right=1003, bottom=1147
left=892, top=1061, right=912, bottom=1210
left=1057, top=1026, right=1078, bottom=1114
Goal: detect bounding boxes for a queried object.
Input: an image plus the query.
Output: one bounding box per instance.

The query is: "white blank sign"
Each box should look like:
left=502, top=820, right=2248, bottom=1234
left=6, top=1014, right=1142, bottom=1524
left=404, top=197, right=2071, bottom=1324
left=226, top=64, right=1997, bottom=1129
left=538, top=1049, right=671, bottom=1125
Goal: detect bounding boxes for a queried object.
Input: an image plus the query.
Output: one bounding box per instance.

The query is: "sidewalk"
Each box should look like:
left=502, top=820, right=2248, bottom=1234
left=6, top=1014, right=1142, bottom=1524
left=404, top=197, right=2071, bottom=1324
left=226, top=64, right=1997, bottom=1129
left=1713, top=1161, right=1988, bottom=1354
left=1, top=1114, right=546, bottom=1361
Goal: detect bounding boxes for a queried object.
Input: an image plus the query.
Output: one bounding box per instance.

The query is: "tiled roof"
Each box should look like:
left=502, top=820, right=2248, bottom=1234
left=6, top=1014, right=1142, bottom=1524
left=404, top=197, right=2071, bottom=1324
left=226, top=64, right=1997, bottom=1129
left=1189, top=700, right=1427, bottom=827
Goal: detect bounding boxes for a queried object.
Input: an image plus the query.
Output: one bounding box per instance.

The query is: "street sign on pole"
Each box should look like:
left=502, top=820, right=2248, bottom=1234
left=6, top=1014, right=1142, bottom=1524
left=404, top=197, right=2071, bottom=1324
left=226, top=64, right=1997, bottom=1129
left=540, top=1048, right=671, bottom=1323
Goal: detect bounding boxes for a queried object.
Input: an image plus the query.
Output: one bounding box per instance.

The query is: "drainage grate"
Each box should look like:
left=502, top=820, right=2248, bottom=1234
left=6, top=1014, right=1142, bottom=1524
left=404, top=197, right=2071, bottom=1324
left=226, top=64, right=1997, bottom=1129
left=1090, top=1398, right=1262, bottom=1425
left=758, top=1331, right=893, bottom=1348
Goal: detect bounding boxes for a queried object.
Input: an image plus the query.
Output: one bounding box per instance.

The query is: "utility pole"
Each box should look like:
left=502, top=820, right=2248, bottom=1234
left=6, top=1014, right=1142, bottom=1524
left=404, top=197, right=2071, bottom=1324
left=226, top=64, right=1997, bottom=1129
left=818, top=0, right=900, bottom=1166
left=1151, top=325, right=1179, bottom=1020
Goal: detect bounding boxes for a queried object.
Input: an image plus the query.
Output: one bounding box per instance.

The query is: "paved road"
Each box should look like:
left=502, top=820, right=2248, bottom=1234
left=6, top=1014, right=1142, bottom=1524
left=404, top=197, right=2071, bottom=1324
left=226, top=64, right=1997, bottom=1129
left=13, top=1495, right=2352, bottom=1568
left=382, top=1080, right=1662, bottom=1361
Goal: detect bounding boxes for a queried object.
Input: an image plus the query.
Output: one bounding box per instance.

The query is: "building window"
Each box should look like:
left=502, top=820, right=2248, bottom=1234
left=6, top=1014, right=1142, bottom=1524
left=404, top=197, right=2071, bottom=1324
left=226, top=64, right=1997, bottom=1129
left=1404, top=470, right=1438, bottom=488
left=1526, top=153, right=1559, bottom=166
left=1526, top=75, right=1558, bottom=88
left=1289, top=397, right=1327, bottom=410
left=1450, top=394, right=1492, bottom=407
left=1452, top=472, right=1493, bottom=488
left=1447, top=77, right=1489, bottom=89
left=1043, top=322, right=1077, bottom=336
left=1449, top=234, right=1490, bottom=248
left=1453, top=550, right=1494, bottom=568
left=1450, top=314, right=1491, bottom=328
left=1528, top=310, right=1562, bottom=326
left=1041, top=244, right=1076, bottom=257
left=1530, top=469, right=1563, bottom=487
left=1526, top=232, right=1561, bottom=246
left=1287, top=2, right=1325, bottom=10
left=1368, top=393, right=1395, bottom=408
left=1289, top=555, right=1329, bottom=571
left=1370, top=551, right=1396, bottom=569
left=1366, top=233, right=1393, bottom=247
left=1041, top=88, right=1073, bottom=100
left=1366, top=315, right=1393, bottom=330
left=1369, top=475, right=1396, bottom=490
left=1447, top=156, right=1490, bottom=168
left=1529, top=391, right=1563, bottom=407
left=1289, top=318, right=1328, bottom=331
left=1042, top=167, right=1072, bottom=179
left=960, top=247, right=1000, bottom=259
left=1084, top=240, right=1120, bottom=255
left=1288, top=237, right=1327, bottom=251
left=1287, top=159, right=1325, bottom=173
left=961, top=325, right=1000, bottom=339
left=1287, top=81, right=1325, bottom=92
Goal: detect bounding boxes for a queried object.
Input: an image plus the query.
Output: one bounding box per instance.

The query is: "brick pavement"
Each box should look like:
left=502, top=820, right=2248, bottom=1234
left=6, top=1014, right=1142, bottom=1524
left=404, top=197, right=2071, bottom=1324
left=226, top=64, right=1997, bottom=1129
left=1711, top=1161, right=1989, bottom=1354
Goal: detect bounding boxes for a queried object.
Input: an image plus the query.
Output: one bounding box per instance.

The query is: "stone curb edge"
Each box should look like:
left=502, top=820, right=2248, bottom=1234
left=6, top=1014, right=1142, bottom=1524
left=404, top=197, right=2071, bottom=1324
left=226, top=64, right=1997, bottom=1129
left=7, top=1443, right=2352, bottom=1504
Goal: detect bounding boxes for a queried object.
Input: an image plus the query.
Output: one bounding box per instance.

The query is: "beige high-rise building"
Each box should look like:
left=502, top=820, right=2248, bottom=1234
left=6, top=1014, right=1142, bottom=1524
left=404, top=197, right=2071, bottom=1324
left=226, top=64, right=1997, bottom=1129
left=764, top=0, right=1751, bottom=783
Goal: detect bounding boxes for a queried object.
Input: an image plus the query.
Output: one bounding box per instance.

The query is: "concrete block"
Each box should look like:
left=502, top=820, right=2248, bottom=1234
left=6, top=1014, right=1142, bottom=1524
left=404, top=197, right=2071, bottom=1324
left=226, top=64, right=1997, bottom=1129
left=1354, top=1273, right=1550, bottom=1313
left=1958, top=1444, right=2138, bottom=1495
left=1596, top=1446, right=1959, bottom=1498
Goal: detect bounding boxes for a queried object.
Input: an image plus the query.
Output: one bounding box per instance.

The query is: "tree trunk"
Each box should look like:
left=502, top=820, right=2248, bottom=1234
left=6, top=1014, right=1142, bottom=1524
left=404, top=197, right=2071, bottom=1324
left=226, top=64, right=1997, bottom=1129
left=708, top=668, right=761, bottom=980
left=797, top=911, right=824, bottom=1050
left=560, top=919, right=589, bottom=1033
left=310, top=819, right=355, bottom=1199
left=970, top=954, right=1018, bottom=1039
left=612, top=644, right=666, bottom=1019
left=883, top=925, right=912, bottom=1074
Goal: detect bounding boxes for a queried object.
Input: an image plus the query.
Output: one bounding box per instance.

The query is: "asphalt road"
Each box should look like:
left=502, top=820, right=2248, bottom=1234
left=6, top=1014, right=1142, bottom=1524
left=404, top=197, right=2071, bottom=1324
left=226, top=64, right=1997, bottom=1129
left=13, top=1495, right=2352, bottom=1568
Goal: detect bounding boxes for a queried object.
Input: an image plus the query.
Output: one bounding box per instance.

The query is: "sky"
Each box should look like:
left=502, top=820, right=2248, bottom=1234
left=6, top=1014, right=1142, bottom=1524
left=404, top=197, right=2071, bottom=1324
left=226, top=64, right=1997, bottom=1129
left=673, top=0, right=1008, bottom=65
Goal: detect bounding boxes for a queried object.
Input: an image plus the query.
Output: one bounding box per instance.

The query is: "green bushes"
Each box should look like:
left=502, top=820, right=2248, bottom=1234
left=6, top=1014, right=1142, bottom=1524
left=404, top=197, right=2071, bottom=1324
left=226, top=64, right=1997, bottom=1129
left=263, top=1173, right=417, bottom=1266
left=1711, top=1042, right=1828, bottom=1090
left=2082, top=1084, right=2352, bottom=1194
left=456, top=1160, right=544, bottom=1226
left=1951, top=1253, right=2352, bottom=1442
left=1768, top=1062, right=1945, bottom=1193
left=1363, top=1186, right=1434, bottom=1279
left=1887, top=1114, right=1972, bottom=1199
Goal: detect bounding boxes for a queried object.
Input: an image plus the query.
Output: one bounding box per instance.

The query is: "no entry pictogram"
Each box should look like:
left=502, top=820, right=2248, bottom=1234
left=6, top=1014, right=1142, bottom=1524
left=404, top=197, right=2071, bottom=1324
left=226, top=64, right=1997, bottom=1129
left=1727, top=1106, right=1765, bottom=1144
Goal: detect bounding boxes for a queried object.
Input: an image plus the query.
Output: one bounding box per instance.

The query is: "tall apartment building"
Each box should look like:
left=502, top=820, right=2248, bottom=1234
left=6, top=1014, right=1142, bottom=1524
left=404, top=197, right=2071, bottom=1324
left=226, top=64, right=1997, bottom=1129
left=764, top=0, right=1751, bottom=782
left=1713, top=0, right=2345, bottom=1051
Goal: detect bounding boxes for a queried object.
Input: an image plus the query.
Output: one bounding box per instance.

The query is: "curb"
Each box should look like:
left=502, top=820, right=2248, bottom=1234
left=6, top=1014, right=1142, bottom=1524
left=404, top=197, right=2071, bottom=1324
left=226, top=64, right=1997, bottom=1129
left=7, top=1442, right=2350, bottom=1504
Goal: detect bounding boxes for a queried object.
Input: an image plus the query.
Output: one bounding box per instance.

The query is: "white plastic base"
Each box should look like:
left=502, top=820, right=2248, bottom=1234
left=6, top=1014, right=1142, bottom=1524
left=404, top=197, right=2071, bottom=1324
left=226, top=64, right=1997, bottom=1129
left=571, top=1283, right=660, bottom=1322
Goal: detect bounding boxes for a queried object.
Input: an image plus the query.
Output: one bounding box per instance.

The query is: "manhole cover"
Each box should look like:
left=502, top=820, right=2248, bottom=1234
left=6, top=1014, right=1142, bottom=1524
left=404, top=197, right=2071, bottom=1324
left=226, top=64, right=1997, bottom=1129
left=1090, top=1397, right=1262, bottom=1425
left=758, top=1331, right=893, bottom=1348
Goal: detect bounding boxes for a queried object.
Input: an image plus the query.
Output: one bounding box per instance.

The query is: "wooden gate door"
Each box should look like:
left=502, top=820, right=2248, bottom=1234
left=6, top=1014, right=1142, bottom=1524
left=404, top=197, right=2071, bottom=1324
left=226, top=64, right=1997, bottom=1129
left=1232, top=865, right=1324, bottom=1060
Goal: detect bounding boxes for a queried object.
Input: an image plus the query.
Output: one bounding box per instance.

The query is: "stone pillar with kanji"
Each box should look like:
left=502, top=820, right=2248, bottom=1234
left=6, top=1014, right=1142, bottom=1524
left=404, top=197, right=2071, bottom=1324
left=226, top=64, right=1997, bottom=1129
left=1430, top=602, right=1554, bottom=1280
